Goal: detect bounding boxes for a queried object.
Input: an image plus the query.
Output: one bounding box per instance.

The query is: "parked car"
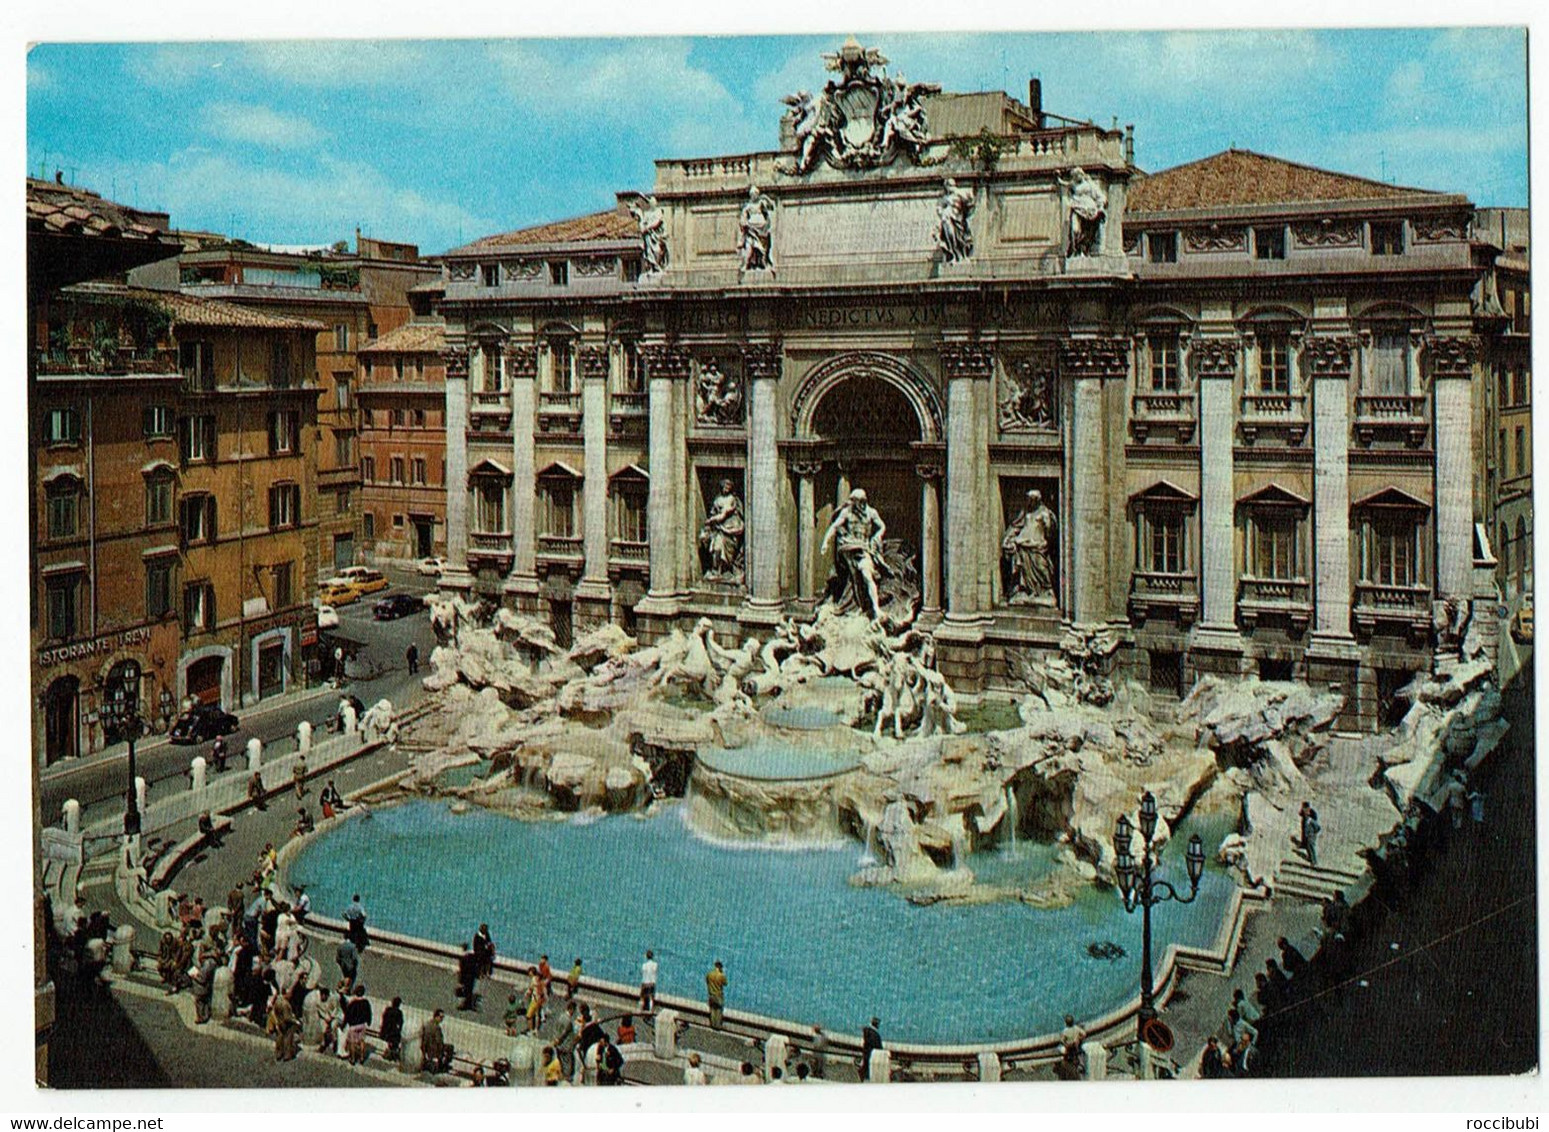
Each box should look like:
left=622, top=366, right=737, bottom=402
left=318, top=579, right=362, bottom=607
left=317, top=603, right=341, bottom=630
left=374, top=593, right=425, bottom=621
left=1512, top=592, right=1534, bottom=644
left=332, top=566, right=389, bottom=595
left=416, top=556, right=447, bottom=577
left=169, top=703, right=240, bottom=745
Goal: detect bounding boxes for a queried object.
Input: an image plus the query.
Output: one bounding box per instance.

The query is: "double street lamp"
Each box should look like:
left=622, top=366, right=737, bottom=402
left=100, top=667, right=144, bottom=838
left=1113, top=791, right=1206, bottom=1032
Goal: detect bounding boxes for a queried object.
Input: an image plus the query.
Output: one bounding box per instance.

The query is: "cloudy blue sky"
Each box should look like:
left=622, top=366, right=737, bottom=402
left=25, top=28, right=1527, bottom=255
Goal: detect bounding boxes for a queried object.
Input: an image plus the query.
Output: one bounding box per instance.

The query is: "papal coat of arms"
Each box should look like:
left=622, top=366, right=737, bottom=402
left=780, top=37, right=941, bottom=174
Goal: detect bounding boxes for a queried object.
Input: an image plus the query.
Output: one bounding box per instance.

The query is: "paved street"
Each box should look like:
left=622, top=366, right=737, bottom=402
left=40, top=565, right=441, bottom=828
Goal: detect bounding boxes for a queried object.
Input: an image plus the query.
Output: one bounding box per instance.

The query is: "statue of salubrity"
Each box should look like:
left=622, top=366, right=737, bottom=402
left=936, top=178, right=975, bottom=263
left=1002, top=489, right=1057, bottom=605
left=698, top=479, right=746, bottom=582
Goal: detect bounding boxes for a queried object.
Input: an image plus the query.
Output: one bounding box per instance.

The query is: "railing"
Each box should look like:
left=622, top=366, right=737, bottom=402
left=468, top=531, right=514, bottom=558
left=609, top=392, right=647, bottom=415
left=1128, top=571, right=1200, bottom=625
left=34, top=346, right=180, bottom=376
left=609, top=539, right=649, bottom=564
left=1353, top=582, right=1432, bottom=637
left=1355, top=394, right=1426, bottom=420
left=1240, top=392, right=1306, bottom=418
left=538, top=391, right=583, bottom=434
left=1131, top=390, right=1195, bottom=418
left=537, top=534, right=584, bottom=561
left=1238, top=576, right=1312, bottom=631
left=470, top=390, right=510, bottom=413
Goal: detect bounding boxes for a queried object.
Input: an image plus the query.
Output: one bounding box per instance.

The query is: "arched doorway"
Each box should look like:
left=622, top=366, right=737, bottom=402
left=44, top=676, right=79, bottom=765
left=102, top=659, right=142, bottom=747
left=811, top=375, right=924, bottom=558
left=187, top=655, right=225, bottom=708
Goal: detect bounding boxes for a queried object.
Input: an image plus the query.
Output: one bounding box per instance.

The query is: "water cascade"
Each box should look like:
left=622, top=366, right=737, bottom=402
left=1004, top=783, right=1021, bottom=852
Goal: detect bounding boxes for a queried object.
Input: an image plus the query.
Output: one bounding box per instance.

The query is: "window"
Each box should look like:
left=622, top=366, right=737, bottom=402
left=474, top=481, right=507, bottom=533
left=1258, top=334, right=1291, bottom=394
left=1147, top=232, right=1178, bottom=263
left=550, top=340, right=575, bottom=393
left=180, top=494, right=217, bottom=544
left=179, top=340, right=214, bottom=389
left=1515, top=426, right=1527, bottom=477
left=414, top=357, right=424, bottom=379
left=1370, top=221, right=1405, bottom=256
left=482, top=263, right=499, bottom=287
left=394, top=356, right=405, bottom=381
left=363, top=512, right=376, bottom=539
left=623, top=258, right=642, bottom=283
left=1145, top=511, right=1185, bottom=574
left=392, top=513, right=405, bottom=528
left=1514, top=366, right=1529, bottom=406
left=543, top=480, right=576, bottom=538
left=272, top=562, right=293, bottom=609
left=1360, top=517, right=1418, bottom=586
left=268, top=482, right=301, bottom=529
left=390, top=456, right=406, bottom=484
left=411, top=457, right=427, bottom=485
left=146, top=557, right=175, bottom=619
left=335, top=375, right=352, bottom=410
left=362, top=456, right=376, bottom=483
left=1368, top=331, right=1410, bottom=394
left=621, top=341, right=644, bottom=393
left=617, top=487, right=648, bottom=543
left=335, top=488, right=351, bottom=514
left=1498, top=365, right=1512, bottom=407
left=1499, top=429, right=1508, bottom=471
left=1247, top=513, right=1301, bottom=579
left=142, top=404, right=173, bottom=438
left=43, top=407, right=81, bottom=444
left=334, top=431, right=354, bottom=467
left=270, top=339, right=293, bottom=389
left=481, top=345, right=504, bottom=393
left=367, top=322, right=378, bottom=341
left=183, top=582, right=215, bottom=632
left=145, top=473, right=174, bottom=526
left=413, top=408, right=426, bottom=427
left=267, top=410, right=299, bottom=455
left=179, top=415, right=216, bottom=463
left=1148, top=334, right=1181, bottom=391
left=46, top=482, right=79, bottom=540
left=1254, top=226, right=1287, bottom=260
left=45, top=573, right=82, bottom=640
left=392, top=408, right=407, bottom=427
left=333, top=324, right=350, bottom=352
left=549, top=260, right=569, bottom=286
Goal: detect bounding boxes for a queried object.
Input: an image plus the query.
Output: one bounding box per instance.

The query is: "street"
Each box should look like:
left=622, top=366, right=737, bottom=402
left=39, top=565, right=441, bottom=829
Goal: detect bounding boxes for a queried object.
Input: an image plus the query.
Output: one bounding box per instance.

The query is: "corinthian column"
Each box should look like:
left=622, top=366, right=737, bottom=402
left=506, top=344, right=539, bottom=597
left=941, top=341, right=995, bottom=623
left=1191, top=337, right=1246, bottom=662
left=441, top=346, right=472, bottom=592
left=742, top=342, right=784, bottom=617
left=1305, top=336, right=1358, bottom=645
left=578, top=345, right=611, bottom=602
left=1430, top=336, right=1479, bottom=608
left=1060, top=337, right=1128, bottom=627
left=639, top=344, right=690, bottom=613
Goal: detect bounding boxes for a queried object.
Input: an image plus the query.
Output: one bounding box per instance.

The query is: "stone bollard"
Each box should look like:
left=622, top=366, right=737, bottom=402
left=135, top=776, right=148, bottom=814
left=190, top=756, right=207, bottom=793
left=154, top=889, right=178, bottom=929
left=62, top=799, right=80, bottom=834
left=247, top=737, right=264, bottom=772
left=866, top=1048, right=892, bottom=1083
left=296, top=719, right=312, bottom=754
left=111, top=924, right=136, bottom=975
left=341, top=702, right=358, bottom=736
left=400, top=1028, right=421, bottom=1075
left=654, top=1008, right=679, bottom=1059
left=764, top=1033, right=789, bottom=1078
left=1081, top=1041, right=1108, bottom=1081
left=977, top=1051, right=1001, bottom=1082
left=1136, top=1041, right=1153, bottom=1081
left=212, top=965, right=234, bottom=1020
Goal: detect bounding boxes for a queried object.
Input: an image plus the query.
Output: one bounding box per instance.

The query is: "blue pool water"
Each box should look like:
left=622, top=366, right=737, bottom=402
left=287, top=799, right=1237, bottom=1043
left=696, top=741, right=862, bottom=780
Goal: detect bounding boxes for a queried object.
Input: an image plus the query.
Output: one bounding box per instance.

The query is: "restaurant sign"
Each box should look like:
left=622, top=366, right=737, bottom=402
left=38, top=625, right=153, bottom=669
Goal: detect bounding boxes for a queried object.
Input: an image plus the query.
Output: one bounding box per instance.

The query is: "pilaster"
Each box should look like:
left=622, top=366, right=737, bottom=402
left=1060, top=336, right=1128, bottom=629
left=577, top=345, right=612, bottom=602
left=638, top=344, right=691, bottom=616
left=742, top=341, right=784, bottom=616
left=941, top=339, right=995, bottom=625
left=441, top=345, right=472, bottom=592
left=1430, top=335, right=1479, bottom=605
left=1190, top=336, right=1246, bottom=661
left=505, top=344, right=540, bottom=597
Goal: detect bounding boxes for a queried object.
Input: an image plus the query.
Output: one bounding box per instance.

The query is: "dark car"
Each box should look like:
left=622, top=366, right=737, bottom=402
left=169, top=703, right=240, bottom=745
left=373, top=593, right=424, bottom=621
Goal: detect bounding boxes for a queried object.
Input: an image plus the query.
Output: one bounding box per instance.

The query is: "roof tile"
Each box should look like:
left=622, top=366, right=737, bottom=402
left=1127, top=149, right=1444, bottom=213
left=447, top=209, right=636, bottom=255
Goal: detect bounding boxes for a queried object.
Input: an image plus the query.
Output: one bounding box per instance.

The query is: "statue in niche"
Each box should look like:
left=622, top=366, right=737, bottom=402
left=820, top=488, right=888, bottom=621
left=936, top=178, right=976, bottom=263
left=999, top=358, right=1056, bottom=431
left=698, top=479, right=746, bottom=582
left=738, top=187, right=775, bottom=272
left=628, top=195, right=669, bottom=275
left=1059, top=167, right=1107, bottom=258
left=695, top=362, right=743, bottom=426
left=1002, top=489, right=1058, bottom=605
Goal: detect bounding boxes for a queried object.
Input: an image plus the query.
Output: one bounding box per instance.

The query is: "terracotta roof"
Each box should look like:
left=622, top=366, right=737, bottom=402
left=360, top=322, right=446, bottom=355
left=1127, top=149, right=1445, bottom=213
left=63, top=282, right=327, bottom=332
left=27, top=178, right=175, bottom=244
left=448, top=209, right=636, bottom=255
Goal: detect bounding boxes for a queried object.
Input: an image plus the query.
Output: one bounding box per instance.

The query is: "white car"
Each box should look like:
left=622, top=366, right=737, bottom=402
left=416, top=556, right=447, bottom=577
left=317, top=604, right=341, bottom=630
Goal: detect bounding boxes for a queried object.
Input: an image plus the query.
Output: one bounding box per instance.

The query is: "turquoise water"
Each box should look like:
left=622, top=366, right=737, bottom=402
left=696, top=741, right=862, bottom=780
left=287, top=799, right=1236, bottom=1043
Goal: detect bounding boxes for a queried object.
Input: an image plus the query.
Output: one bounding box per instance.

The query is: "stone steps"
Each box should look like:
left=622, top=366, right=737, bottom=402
left=1274, top=857, right=1364, bottom=903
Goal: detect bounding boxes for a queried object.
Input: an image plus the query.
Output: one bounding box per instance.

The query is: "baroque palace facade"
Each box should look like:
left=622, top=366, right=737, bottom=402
left=436, top=41, right=1522, bottom=731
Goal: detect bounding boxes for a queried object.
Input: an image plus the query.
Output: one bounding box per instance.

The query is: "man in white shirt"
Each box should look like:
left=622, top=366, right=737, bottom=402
left=683, top=1052, right=707, bottom=1086
left=640, top=949, right=659, bottom=1014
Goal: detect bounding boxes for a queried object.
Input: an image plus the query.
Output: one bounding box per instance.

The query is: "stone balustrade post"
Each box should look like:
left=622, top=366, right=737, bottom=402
left=1082, top=1040, right=1109, bottom=1080
left=246, top=737, right=263, bottom=771
left=134, top=776, right=147, bottom=814
left=111, top=925, right=136, bottom=974
left=296, top=719, right=312, bottom=754
left=977, top=1050, right=1002, bottom=1082
left=190, top=756, right=207, bottom=793
left=764, top=1033, right=789, bottom=1078
left=654, top=1008, right=679, bottom=1059
left=62, top=798, right=80, bottom=834
left=866, top=1048, right=892, bottom=1083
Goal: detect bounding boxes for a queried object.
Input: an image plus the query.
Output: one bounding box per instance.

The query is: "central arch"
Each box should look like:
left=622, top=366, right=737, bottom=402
left=791, top=351, right=943, bottom=442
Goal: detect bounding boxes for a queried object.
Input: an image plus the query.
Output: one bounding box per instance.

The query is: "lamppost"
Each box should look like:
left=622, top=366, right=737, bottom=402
left=101, top=668, right=144, bottom=838
left=1112, top=791, right=1206, bottom=1035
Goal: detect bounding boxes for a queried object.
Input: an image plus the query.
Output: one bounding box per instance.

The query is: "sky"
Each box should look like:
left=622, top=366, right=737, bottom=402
left=24, top=27, right=1530, bottom=257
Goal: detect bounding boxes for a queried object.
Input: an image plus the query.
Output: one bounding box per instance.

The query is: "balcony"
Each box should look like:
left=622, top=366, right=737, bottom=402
left=1237, top=576, right=1312, bottom=633
left=1238, top=392, right=1309, bottom=446
left=1128, top=571, right=1200, bottom=625
left=1129, top=391, right=1196, bottom=443
left=34, top=346, right=181, bottom=378
left=1353, top=582, right=1432, bottom=639
left=538, top=391, right=583, bottom=436
left=609, top=392, right=647, bottom=439
left=470, top=389, right=511, bottom=415
left=609, top=538, right=649, bottom=570
left=467, top=531, right=514, bottom=567
left=536, top=534, right=584, bottom=566
left=1354, top=394, right=1428, bottom=447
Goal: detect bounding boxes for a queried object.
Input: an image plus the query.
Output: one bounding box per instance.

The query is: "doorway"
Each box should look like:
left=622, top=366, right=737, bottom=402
left=413, top=517, right=435, bottom=559
left=187, top=655, right=225, bottom=707
left=44, top=676, right=79, bottom=764
left=550, top=599, right=574, bottom=651
left=258, top=641, right=286, bottom=699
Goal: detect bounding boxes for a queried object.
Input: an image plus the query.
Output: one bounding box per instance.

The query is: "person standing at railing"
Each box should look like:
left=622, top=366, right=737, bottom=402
left=861, top=1017, right=883, bottom=1081
left=567, top=957, right=583, bottom=1000
left=455, top=941, right=479, bottom=1011
left=343, top=893, right=369, bottom=951
left=639, top=949, right=658, bottom=1014
left=293, top=756, right=309, bottom=801
left=380, top=996, right=405, bottom=1061
left=705, top=960, right=727, bottom=1029
left=808, top=1024, right=828, bottom=1079
left=472, top=924, right=496, bottom=979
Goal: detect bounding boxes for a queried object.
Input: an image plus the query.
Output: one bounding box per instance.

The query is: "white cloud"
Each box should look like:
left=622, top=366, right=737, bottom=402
left=200, top=101, right=326, bottom=149
left=238, top=39, right=426, bottom=86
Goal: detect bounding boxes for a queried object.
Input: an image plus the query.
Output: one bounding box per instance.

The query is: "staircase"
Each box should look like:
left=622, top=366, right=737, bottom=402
left=1273, top=856, right=1364, bottom=903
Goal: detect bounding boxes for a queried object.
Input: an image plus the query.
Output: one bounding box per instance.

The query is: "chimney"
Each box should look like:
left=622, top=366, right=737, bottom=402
left=1028, top=77, right=1044, bottom=129
left=1124, top=124, right=1135, bottom=166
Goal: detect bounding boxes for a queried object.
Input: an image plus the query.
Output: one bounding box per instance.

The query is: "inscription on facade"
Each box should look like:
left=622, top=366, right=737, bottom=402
left=38, top=625, right=153, bottom=668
